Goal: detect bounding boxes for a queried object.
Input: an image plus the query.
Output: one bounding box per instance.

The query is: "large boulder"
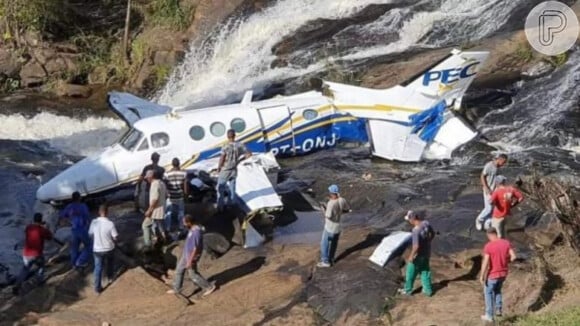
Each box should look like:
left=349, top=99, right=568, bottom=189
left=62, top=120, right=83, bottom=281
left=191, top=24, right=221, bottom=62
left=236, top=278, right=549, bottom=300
left=19, top=61, right=47, bottom=87
left=55, top=81, right=93, bottom=98
left=0, top=48, right=23, bottom=77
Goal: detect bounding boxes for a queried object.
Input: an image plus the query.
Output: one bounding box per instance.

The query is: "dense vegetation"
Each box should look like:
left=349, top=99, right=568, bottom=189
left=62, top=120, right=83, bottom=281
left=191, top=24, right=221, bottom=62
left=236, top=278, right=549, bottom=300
left=0, top=0, right=194, bottom=91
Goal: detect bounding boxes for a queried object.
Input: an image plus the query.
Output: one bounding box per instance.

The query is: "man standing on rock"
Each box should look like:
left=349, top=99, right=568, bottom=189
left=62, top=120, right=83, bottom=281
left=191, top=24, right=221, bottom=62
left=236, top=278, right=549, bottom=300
left=479, top=227, right=516, bottom=322
left=167, top=214, right=216, bottom=297
left=217, top=129, right=252, bottom=212
left=317, top=184, right=351, bottom=268
left=143, top=170, right=168, bottom=249
left=475, top=154, right=508, bottom=231
left=489, top=176, right=524, bottom=238
left=164, top=158, right=189, bottom=238
left=399, top=210, right=435, bottom=297
left=89, top=204, right=118, bottom=294
left=135, top=152, right=165, bottom=211
left=59, top=191, right=92, bottom=269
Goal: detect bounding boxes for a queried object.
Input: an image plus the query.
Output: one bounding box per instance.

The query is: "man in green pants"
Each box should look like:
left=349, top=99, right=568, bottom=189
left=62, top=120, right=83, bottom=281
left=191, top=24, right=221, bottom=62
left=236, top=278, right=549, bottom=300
left=399, top=210, right=435, bottom=297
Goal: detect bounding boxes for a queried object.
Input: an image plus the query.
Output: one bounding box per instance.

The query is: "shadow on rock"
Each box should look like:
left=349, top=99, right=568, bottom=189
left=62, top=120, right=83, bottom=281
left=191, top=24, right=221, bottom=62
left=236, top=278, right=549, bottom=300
left=209, top=256, right=266, bottom=287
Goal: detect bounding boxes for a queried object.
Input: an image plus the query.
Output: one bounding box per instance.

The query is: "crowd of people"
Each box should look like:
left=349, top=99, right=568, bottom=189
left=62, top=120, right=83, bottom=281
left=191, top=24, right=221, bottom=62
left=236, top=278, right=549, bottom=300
left=13, top=133, right=524, bottom=322
left=315, top=153, right=524, bottom=323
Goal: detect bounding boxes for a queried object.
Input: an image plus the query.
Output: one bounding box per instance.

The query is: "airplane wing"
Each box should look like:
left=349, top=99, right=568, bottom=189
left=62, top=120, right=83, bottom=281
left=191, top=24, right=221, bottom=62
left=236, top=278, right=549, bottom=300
left=107, top=92, right=172, bottom=126
left=188, top=153, right=283, bottom=213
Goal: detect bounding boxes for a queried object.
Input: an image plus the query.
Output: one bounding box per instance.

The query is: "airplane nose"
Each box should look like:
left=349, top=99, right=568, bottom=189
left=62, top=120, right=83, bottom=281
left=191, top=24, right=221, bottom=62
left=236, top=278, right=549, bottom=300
left=35, top=157, right=118, bottom=202
left=36, top=175, right=76, bottom=203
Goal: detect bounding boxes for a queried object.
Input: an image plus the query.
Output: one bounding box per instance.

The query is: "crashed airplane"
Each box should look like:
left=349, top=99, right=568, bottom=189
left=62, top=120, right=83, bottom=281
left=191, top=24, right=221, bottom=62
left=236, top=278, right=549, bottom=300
left=37, top=49, right=489, bottom=206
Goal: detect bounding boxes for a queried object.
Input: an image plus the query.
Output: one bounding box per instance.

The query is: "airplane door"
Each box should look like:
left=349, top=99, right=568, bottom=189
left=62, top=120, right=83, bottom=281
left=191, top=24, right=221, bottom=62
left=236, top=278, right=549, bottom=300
left=256, top=105, right=295, bottom=155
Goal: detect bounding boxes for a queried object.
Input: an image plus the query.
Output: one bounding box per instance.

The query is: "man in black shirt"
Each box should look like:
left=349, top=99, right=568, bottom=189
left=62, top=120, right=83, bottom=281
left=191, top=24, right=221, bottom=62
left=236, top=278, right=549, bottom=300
left=134, top=152, right=165, bottom=210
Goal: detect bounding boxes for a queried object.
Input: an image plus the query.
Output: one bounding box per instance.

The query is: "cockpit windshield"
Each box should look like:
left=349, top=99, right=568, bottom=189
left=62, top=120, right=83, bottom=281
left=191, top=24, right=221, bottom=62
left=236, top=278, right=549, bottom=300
left=119, top=128, right=143, bottom=151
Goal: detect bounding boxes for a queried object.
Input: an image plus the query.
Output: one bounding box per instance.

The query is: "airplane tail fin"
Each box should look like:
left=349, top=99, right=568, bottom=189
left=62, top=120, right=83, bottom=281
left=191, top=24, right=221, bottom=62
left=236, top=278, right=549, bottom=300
left=402, top=49, right=489, bottom=109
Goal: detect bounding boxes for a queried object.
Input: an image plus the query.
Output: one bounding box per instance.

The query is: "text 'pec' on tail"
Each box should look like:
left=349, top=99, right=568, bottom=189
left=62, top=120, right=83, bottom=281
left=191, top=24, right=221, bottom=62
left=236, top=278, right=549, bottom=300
left=403, top=49, right=490, bottom=109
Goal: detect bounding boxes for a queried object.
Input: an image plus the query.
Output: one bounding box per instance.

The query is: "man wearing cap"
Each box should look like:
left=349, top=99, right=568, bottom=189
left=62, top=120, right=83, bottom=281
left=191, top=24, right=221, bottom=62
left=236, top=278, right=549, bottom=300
left=488, top=176, right=524, bottom=238
left=475, top=154, right=508, bottom=231
left=400, top=210, right=435, bottom=297
left=143, top=169, right=168, bottom=248
left=216, top=129, right=252, bottom=212
left=479, top=227, right=516, bottom=322
left=13, top=213, right=62, bottom=295
left=317, top=184, right=351, bottom=268
left=135, top=152, right=165, bottom=210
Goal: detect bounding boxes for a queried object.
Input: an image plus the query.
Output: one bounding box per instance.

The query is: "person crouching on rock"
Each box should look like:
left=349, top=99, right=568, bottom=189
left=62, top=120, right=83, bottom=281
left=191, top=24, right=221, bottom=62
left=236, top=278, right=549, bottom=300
left=488, top=175, right=524, bottom=238
left=317, top=184, right=351, bottom=268
left=167, top=214, right=216, bottom=297
left=59, top=191, right=92, bottom=269
left=399, top=210, right=435, bottom=297
left=479, top=227, right=516, bottom=322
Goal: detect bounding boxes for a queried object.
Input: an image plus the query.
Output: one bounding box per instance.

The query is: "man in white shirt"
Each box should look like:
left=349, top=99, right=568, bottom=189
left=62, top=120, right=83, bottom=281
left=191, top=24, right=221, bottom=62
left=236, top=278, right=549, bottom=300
left=317, top=184, right=351, bottom=268
left=89, top=204, right=118, bottom=294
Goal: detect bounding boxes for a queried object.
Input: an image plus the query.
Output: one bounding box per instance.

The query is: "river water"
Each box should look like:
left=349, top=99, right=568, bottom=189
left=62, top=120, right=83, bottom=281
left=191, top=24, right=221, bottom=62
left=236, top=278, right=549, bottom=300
left=1, top=0, right=579, bottom=286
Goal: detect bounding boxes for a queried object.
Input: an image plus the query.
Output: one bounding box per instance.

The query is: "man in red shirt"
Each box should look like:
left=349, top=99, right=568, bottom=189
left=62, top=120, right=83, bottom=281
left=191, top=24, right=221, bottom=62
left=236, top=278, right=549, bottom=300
left=13, top=213, right=59, bottom=295
left=489, top=176, right=524, bottom=238
left=479, top=227, right=516, bottom=322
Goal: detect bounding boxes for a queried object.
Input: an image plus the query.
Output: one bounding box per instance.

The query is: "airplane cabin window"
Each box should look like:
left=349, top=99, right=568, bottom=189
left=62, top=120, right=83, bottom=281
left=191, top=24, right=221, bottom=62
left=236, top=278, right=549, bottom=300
left=151, top=132, right=170, bottom=148
left=210, top=122, right=226, bottom=137
left=120, top=128, right=143, bottom=151
left=230, top=118, right=246, bottom=133
left=137, top=139, right=149, bottom=151
left=303, top=109, right=318, bottom=120
left=189, top=125, right=205, bottom=141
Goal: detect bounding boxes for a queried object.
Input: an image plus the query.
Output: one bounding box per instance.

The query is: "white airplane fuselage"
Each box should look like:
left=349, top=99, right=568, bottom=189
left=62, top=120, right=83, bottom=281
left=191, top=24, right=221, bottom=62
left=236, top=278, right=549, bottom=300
left=36, top=49, right=489, bottom=203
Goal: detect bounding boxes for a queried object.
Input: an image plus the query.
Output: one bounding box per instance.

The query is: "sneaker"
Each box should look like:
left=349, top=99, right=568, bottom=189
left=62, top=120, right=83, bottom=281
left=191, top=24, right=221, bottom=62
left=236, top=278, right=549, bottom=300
left=316, top=262, right=331, bottom=268
left=475, top=219, right=483, bottom=231
left=397, top=288, right=411, bottom=296
left=496, top=311, right=503, bottom=317
left=202, top=284, right=217, bottom=297
left=480, top=315, right=494, bottom=322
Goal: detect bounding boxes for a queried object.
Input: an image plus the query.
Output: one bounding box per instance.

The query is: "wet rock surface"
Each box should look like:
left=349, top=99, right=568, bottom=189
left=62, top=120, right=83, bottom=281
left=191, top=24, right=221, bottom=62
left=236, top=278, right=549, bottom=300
left=307, top=255, right=401, bottom=323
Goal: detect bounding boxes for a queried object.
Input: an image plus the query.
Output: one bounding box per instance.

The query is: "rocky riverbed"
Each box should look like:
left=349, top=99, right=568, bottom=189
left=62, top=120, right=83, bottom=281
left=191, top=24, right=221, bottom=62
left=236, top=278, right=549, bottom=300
left=1, top=1, right=580, bottom=325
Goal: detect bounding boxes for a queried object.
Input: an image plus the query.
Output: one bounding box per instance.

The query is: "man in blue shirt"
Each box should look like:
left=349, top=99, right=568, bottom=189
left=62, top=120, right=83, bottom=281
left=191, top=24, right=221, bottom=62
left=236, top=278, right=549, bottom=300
left=167, top=214, right=216, bottom=297
left=59, top=191, right=92, bottom=269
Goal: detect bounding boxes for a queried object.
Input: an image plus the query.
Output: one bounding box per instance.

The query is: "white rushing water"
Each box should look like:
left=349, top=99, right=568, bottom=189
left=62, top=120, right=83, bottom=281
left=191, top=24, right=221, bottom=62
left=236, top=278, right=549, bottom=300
left=158, top=0, right=396, bottom=107
left=0, top=112, right=124, bottom=156
left=159, top=0, right=526, bottom=108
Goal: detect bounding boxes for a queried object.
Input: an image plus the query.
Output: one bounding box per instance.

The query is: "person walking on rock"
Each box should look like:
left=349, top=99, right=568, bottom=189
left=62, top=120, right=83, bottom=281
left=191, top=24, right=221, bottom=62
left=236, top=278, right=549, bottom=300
left=479, top=227, right=516, bottom=322
left=217, top=129, right=251, bottom=212
left=475, top=154, right=508, bottom=231
left=317, top=184, right=350, bottom=268
left=489, top=176, right=524, bottom=238
left=60, top=191, right=92, bottom=269
left=89, top=204, right=118, bottom=294
left=399, top=210, right=435, bottom=297
left=167, top=214, right=216, bottom=297
left=13, top=213, right=62, bottom=295
left=143, top=170, right=168, bottom=249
